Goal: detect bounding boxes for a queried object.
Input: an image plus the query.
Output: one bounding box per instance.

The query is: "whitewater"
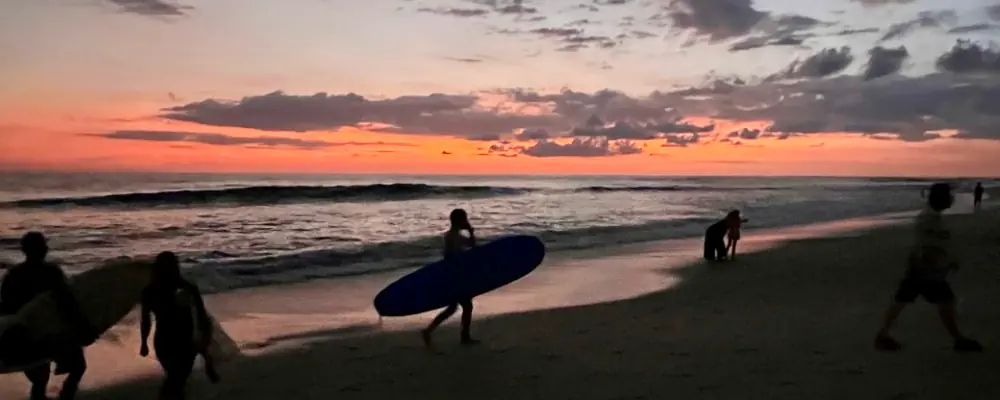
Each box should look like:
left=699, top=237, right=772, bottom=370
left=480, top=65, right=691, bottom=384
left=0, top=173, right=991, bottom=293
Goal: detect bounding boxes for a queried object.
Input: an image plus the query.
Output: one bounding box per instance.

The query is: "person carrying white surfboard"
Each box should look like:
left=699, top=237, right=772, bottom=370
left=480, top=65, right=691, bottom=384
left=0, top=232, right=97, bottom=400
left=140, top=251, right=220, bottom=400
left=421, top=208, right=480, bottom=350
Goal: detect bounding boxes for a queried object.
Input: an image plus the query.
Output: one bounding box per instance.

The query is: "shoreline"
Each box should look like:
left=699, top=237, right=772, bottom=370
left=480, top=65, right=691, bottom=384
left=2, top=207, right=998, bottom=399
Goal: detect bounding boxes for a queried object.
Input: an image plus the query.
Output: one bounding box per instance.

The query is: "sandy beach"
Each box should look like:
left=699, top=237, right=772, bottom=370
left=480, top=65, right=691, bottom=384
left=3, top=207, right=999, bottom=400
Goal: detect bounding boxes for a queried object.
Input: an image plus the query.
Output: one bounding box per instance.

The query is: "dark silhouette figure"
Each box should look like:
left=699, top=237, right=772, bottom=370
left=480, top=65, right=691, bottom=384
left=140, top=251, right=220, bottom=400
left=0, top=232, right=96, bottom=400
left=704, top=211, right=743, bottom=261
left=421, top=209, right=479, bottom=350
left=973, top=182, right=984, bottom=211
left=874, top=183, right=982, bottom=352
left=726, top=212, right=749, bottom=260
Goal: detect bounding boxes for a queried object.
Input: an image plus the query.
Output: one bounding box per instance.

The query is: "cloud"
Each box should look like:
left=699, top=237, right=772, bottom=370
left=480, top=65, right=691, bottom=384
left=90, top=130, right=338, bottom=149
left=831, top=27, right=880, bottom=37
left=852, top=0, right=916, bottom=6
left=729, top=35, right=806, bottom=52
left=862, top=46, right=909, bottom=80
left=935, top=40, right=1000, bottom=75
left=525, top=27, right=616, bottom=51
left=444, top=57, right=485, bottom=63
left=663, top=0, right=768, bottom=41
left=990, top=5, right=1000, bottom=21
left=417, top=7, right=490, bottom=17
left=880, top=10, right=957, bottom=42
left=517, top=127, right=550, bottom=140
left=728, top=128, right=761, bottom=140
left=106, top=0, right=192, bottom=17
left=768, top=47, right=854, bottom=81
left=947, top=24, right=1000, bottom=34
left=521, top=137, right=642, bottom=157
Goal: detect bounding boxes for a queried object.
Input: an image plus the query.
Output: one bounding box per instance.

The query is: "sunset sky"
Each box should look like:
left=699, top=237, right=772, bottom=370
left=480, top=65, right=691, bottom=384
left=1, top=0, right=999, bottom=176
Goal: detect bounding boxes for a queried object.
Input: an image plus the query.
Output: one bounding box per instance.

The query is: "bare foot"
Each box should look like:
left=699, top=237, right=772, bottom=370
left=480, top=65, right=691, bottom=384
left=206, top=367, right=221, bottom=384
left=875, top=334, right=902, bottom=352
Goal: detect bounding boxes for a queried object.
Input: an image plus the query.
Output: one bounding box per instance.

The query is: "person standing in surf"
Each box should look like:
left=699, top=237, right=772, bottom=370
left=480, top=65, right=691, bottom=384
left=0, top=232, right=97, bottom=400
left=421, top=208, right=480, bottom=350
left=973, top=182, right=983, bottom=211
left=140, top=251, right=220, bottom=400
left=874, top=183, right=982, bottom=352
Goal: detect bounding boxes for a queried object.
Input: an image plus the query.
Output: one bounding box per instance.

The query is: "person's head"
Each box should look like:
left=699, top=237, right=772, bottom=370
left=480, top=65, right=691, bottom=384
left=449, top=208, right=471, bottom=231
left=20, top=231, right=48, bottom=262
left=926, top=182, right=954, bottom=211
left=152, top=251, right=182, bottom=285
left=725, top=210, right=741, bottom=222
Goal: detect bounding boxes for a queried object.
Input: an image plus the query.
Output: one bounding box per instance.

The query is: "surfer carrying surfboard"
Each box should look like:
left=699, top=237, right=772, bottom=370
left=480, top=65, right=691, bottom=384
left=421, top=209, right=480, bottom=350
left=0, top=232, right=97, bottom=400
left=140, top=251, right=220, bottom=400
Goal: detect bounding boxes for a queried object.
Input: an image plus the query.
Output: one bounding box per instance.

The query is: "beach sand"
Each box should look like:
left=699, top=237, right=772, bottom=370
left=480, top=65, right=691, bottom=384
left=3, top=208, right=999, bottom=399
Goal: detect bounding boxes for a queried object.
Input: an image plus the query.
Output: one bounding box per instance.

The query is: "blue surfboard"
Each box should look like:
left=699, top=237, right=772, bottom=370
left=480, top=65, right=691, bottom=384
left=374, top=235, right=545, bottom=317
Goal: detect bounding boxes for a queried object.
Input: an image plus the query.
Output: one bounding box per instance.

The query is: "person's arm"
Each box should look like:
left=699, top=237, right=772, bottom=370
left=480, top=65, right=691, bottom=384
left=139, top=291, right=151, bottom=356
left=187, top=282, right=213, bottom=348
left=466, top=227, right=477, bottom=248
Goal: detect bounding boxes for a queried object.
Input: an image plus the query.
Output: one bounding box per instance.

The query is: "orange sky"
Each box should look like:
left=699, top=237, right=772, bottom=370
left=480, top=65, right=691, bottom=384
left=3, top=107, right=999, bottom=177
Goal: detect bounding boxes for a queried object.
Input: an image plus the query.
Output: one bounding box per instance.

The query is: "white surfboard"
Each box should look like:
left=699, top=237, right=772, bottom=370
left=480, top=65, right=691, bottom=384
left=177, top=290, right=241, bottom=364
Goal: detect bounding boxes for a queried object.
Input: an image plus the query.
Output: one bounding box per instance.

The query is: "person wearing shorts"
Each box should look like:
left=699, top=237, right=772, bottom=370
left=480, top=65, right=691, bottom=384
left=874, top=183, right=982, bottom=352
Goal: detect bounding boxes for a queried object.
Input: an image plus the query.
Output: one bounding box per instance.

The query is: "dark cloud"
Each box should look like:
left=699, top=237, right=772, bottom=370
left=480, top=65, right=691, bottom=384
left=664, top=0, right=768, bottom=41
left=660, top=1, right=820, bottom=45
left=728, top=128, right=761, bottom=140
left=947, top=24, right=1000, bottom=34
left=862, top=46, right=909, bottom=80
left=90, top=130, right=337, bottom=149
left=662, top=133, right=702, bottom=147
left=831, top=27, right=880, bottom=37
left=570, top=122, right=656, bottom=140
left=768, top=47, right=854, bottom=81
left=935, top=40, right=1000, bottom=75
left=106, top=0, right=191, bottom=17
left=525, top=26, right=616, bottom=50
left=880, top=10, right=957, bottom=42
left=521, top=138, right=642, bottom=157
left=852, top=0, right=917, bottom=6
left=417, top=7, right=490, bottom=17
left=444, top=57, right=485, bottom=63
left=729, top=35, right=806, bottom=52
left=517, top=128, right=550, bottom=140
left=595, top=0, right=632, bottom=5
left=990, top=5, right=1000, bottom=21
left=469, top=133, right=503, bottom=141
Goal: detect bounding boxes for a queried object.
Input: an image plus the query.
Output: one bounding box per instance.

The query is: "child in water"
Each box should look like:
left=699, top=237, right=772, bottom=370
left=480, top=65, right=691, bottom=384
left=140, top=251, right=220, bottom=400
left=421, top=208, right=479, bottom=350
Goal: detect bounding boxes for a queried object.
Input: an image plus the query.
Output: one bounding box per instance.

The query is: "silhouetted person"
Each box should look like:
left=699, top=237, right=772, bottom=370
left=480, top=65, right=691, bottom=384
left=140, top=251, right=220, bottom=400
left=973, top=182, right=983, bottom=211
left=0, top=232, right=96, bottom=400
left=874, top=183, right=982, bottom=352
left=704, top=211, right=742, bottom=261
left=421, top=209, right=479, bottom=350
left=726, top=211, right=749, bottom=260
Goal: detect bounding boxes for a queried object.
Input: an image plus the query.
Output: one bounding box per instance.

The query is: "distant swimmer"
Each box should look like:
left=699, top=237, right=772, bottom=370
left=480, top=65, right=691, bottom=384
left=421, top=208, right=479, bottom=350
left=704, top=210, right=744, bottom=262
left=874, top=183, right=982, bottom=352
left=0, top=232, right=97, bottom=400
left=973, top=182, right=983, bottom=211
left=140, top=251, right=220, bottom=400
left=726, top=211, right=748, bottom=260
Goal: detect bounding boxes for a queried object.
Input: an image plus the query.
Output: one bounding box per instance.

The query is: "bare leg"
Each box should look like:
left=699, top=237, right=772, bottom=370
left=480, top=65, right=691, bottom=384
left=938, top=302, right=983, bottom=351
left=56, top=349, right=86, bottom=400
left=201, top=351, right=221, bottom=383
left=459, top=299, right=478, bottom=344
left=24, top=364, right=51, bottom=400
left=875, top=302, right=906, bottom=351
left=423, top=304, right=458, bottom=350
left=729, top=239, right=738, bottom=259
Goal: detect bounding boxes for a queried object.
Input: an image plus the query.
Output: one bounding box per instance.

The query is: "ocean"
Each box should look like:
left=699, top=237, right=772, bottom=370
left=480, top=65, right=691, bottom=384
left=0, top=173, right=992, bottom=293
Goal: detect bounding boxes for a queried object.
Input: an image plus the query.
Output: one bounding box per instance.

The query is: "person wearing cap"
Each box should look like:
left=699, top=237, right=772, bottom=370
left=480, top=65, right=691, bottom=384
left=874, top=183, right=982, bottom=352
